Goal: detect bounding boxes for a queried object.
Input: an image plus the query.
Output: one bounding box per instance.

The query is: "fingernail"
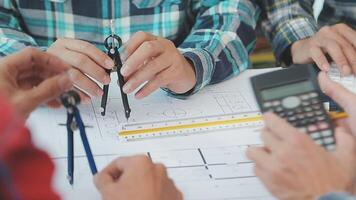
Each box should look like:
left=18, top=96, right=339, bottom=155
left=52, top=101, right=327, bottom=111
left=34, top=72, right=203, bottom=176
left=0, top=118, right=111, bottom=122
left=120, top=51, right=128, bottom=62
left=103, top=76, right=111, bottom=85
left=121, top=64, right=129, bottom=76
left=105, top=59, right=114, bottom=69
left=122, top=82, right=131, bottom=94
left=135, top=92, right=144, bottom=100
left=96, top=89, right=104, bottom=97
left=322, top=64, right=329, bottom=71
left=58, top=74, right=72, bottom=91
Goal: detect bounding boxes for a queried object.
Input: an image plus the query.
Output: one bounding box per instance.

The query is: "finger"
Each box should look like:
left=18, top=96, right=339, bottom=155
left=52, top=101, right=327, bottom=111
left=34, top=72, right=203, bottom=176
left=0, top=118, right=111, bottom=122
left=94, top=159, right=123, bottom=191
left=246, top=146, right=271, bottom=168
left=322, top=40, right=351, bottom=75
left=53, top=48, right=111, bottom=85
left=57, top=38, right=114, bottom=69
left=341, top=46, right=356, bottom=74
left=67, top=68, right=104, bottom=97
left=310, top=46, right=330, bottom=71
left=318, top=72, right=356, bottom=112
left=46, top=99, right=62, bottom=108
left=263, top=112, right=297, bottom=141
left=121, top=39, right=164, bottom=77
left=322, top=28, right=356, bottom=72
left=260, top=130, right=282, bottom=152
left=122, top=54, right=170, bottom=94
left=333, top=24, right=356, bottom=50
left=73, top=87, right=92, bottom=104
left=134, top=67, right=171, bottom=99
left=4, top=47, right=71, bottom=76
left=334, top=127, right=356, bottom=159
left=121, top=31, right=157, bottom=61
left=16, top=73, right=73, bottom=116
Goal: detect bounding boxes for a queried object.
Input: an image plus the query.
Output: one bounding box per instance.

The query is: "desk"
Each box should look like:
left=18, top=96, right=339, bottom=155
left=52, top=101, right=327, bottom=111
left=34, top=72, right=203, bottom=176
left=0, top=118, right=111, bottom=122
left=28, top=68, right=279, bottom=200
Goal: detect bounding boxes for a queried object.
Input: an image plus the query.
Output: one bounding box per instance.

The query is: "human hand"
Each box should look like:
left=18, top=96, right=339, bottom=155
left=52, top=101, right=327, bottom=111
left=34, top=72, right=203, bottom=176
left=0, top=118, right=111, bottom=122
left=120, top=31, right=196, bottom=99
left=94, top=155, right=183, bottom=200
left=48, top=38, right=114, bottom=99
left=246, top=113, right=356, bottom=200
left=291, top=23, right=356, bottom=75
left=319, top=72, right=356, bottom=136
left=0, top=47, right=74, bottom=118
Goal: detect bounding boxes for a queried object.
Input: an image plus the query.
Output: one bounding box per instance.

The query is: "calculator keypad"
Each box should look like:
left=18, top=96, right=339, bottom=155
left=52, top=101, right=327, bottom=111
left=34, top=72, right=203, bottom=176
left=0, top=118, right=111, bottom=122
left=263, top=92, right=336, bottom=150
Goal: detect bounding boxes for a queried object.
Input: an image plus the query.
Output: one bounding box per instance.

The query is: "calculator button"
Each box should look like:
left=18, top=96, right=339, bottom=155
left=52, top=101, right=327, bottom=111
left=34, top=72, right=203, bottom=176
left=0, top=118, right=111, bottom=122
left=295, top=108, right=303, bottom=113
left=290, top=121, right=298, bottom=126
left=287, top=111, right=295, bottom=116
left=323, top=137, right=335, bottom=144
left=272, top=101, right=281, bottom=106
left=301, top=94, right=310, bottom=100
left=307, top=125, right=318, bottom=132
left=312, top=104, right=322, bottom=110
left=326, top=144, right=336, bottom=151
left=309, top=92, right=318, bottom=98
left=315, top=139, right=323, bottom=145
left=300, top=119, right=308, bottom=126
left=297, top=114, right=305, bottom=119
left=282, top=96, right=301, bottom=109
left=288, top=116, right=297, bottom=122
left=316, top=116, right=326, bottom=121
left=315, top=110, right=323, bottom=116
left=274, top=107, right=283, bottom=113
left=321, top=130, right=333, bottom=137
left=306, top=112, right=315, bottom=118
left=318, top=122, right=329, bottom=130
left=298, top=127, right=307, bottom=133
left=302, top=101, right=311, bottom=106
left=278, top=113, right=286, bottom=118
left=263, top=102, right=272, bottom=108
left=310, top=132, right=321, bottom=139
left=311, top=99, right=319, bottom=104
left=304, top=107, right=312, bottom=112
left=308, top=118, right=317, bottom=124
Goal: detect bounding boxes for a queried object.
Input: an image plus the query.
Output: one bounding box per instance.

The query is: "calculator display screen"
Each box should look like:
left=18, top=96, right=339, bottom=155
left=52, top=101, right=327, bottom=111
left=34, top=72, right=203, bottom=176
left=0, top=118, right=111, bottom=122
left=261, top=80, right=314, bottom=101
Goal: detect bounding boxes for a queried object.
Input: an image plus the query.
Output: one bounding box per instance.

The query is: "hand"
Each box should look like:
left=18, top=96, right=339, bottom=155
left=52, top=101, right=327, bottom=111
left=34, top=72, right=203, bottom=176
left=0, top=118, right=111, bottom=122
left=0, top=47, right=74, bottom=118
left=319, top=72, right=356, bottom=136
left=291, top=23, right=356, bottom=75
left=120, top=31, right=196, bottom=99
left=247, top=113, right=356, bottom=200
left=48, top=38, right=114, bottom=100
left=94, top=155, right=183, bottom=200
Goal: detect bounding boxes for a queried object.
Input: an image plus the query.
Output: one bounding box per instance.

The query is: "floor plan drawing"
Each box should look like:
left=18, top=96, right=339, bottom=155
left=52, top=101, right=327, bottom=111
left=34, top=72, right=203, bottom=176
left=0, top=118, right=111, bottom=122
left=27, top=69, right=279, bottom=200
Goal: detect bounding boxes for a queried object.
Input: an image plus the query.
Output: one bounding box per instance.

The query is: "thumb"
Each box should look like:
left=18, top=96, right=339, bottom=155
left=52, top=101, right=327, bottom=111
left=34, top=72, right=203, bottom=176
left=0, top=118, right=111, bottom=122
left=334, top=127, right=356, bottom=161
left=19, top=72, right=73, bottom=116
left=318, top=72, right=355, bottom=112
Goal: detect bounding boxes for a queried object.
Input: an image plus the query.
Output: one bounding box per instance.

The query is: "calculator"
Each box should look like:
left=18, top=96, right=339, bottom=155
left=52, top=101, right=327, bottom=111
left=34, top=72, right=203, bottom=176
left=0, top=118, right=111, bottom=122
left=250, top=64, right=336, bottom=151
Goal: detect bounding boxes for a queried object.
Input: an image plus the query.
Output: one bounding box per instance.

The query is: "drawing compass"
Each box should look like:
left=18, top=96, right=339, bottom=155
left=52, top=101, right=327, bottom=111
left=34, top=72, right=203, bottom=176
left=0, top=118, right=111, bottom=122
left=101, top=20, right=131, bottom=121
left=60, top=91, right=98, bottom=185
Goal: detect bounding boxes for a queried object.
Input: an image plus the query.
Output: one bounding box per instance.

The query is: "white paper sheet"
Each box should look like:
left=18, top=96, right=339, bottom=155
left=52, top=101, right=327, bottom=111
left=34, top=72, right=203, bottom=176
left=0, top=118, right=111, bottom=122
left=327, top=65, right=356, bottom=93
left=27, top=68, right=279, bottom=200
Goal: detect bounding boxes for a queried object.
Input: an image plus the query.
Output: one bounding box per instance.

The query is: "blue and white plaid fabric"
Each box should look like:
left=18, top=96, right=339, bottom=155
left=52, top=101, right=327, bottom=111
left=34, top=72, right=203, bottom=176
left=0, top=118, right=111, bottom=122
left=0, top=0, right=260, bottom=97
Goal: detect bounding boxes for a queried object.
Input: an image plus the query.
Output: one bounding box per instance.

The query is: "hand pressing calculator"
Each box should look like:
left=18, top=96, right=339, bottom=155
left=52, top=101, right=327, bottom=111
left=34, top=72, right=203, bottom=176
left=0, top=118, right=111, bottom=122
left=251, top=64, right=336, bottom=151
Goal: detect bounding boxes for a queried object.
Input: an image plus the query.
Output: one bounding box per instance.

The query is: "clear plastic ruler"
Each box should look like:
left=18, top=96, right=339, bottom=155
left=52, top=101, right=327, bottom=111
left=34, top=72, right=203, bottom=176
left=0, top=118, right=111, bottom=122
left=118, top=111, right=263, bottom=141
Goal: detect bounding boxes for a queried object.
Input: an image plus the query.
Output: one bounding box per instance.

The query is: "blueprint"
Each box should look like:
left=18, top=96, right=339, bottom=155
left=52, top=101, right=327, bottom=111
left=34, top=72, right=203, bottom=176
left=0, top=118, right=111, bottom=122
left=328, top=64, right=356, bottom=93
left=27, top=68, right=279, bottom=200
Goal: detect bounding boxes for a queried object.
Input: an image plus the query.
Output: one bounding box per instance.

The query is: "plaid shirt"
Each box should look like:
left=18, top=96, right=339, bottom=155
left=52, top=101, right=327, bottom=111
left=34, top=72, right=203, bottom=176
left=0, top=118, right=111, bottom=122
left=257, top=0, right=356, bottom=64
left=0, top=0, right=259, bottom=98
